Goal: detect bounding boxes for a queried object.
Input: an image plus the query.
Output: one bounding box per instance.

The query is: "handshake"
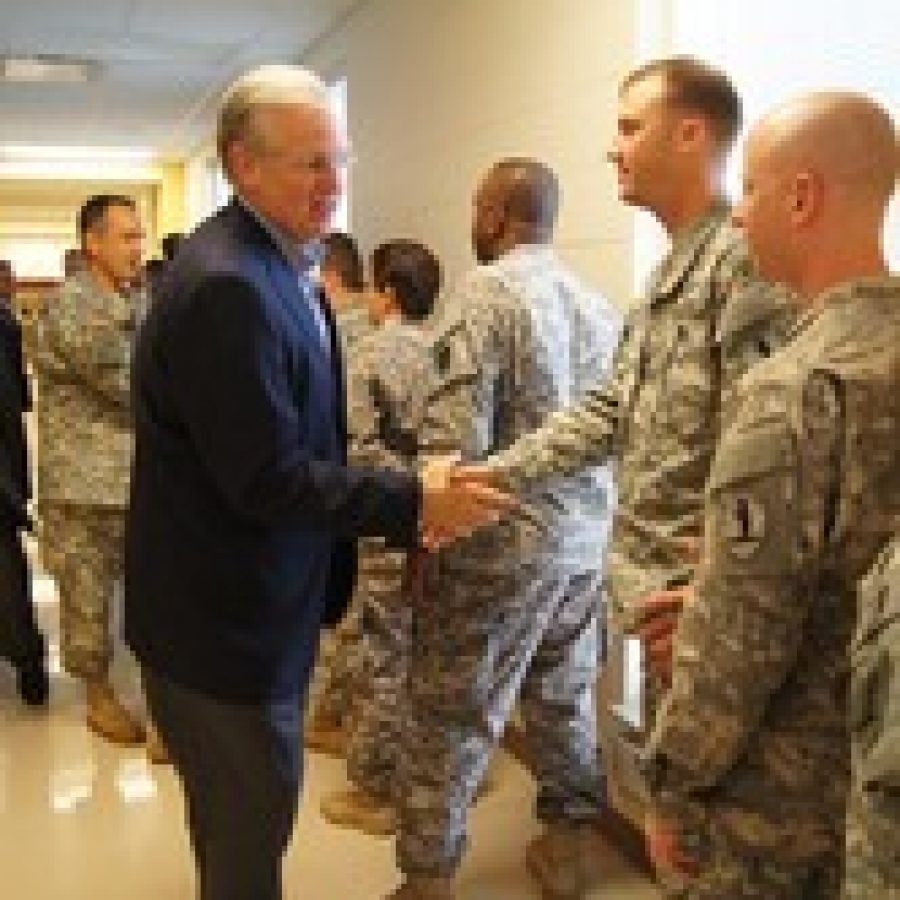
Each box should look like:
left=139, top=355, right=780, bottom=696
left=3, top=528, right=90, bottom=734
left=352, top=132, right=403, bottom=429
left=418, top=457, right=521, bottom=550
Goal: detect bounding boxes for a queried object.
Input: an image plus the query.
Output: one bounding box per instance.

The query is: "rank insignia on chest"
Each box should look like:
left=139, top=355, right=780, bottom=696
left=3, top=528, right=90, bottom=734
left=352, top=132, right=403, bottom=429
left=724, top=494, right=766, bottom=558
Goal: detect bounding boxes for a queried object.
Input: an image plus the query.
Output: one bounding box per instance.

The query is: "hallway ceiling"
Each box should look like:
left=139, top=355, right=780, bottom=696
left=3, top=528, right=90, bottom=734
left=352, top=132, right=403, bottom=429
left=0, top=0, right=362, bottom=158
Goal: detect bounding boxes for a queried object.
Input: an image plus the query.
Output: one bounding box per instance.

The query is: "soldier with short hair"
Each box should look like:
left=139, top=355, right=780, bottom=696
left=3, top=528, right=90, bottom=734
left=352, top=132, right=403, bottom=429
left=35, top=194, right=148, bottom=746
left=391, top=158, right=621, bottom=900
left=447, top=60, right=795, bottom=861
left=642, top=92, right=900, bottom=898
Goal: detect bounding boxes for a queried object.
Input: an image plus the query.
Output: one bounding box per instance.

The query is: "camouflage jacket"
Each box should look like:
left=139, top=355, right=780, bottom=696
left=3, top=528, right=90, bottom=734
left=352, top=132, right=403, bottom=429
left=645, top=276, right=900, bottom=865
left=334, top=293, right=376, bottom=355
left=346, top=316, right=435, bottom=575
left=845, top=533, right=900, bottom=896
left=34, top=270, right=135, bottom=508
left=346, top=317, right=435, bottom=474
left=425, top=243, right=621, bottom=571
left=486, top=203, right=795, bottom=621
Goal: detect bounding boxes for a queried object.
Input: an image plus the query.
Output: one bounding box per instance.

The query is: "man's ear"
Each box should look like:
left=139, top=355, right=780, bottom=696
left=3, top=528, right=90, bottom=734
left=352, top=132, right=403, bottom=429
left=674, top=114, right=708, bottom=154
left=790, top=170, right=824, bottom=228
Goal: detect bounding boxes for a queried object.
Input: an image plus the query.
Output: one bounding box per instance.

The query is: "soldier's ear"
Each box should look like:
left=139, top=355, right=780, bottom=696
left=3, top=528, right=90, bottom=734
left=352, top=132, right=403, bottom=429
left=789, top=170, right=824, bottom=228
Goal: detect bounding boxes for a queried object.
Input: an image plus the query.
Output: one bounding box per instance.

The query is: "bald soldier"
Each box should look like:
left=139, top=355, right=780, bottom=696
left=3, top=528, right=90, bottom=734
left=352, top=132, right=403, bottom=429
left=637, top=93, right=900, bottom=898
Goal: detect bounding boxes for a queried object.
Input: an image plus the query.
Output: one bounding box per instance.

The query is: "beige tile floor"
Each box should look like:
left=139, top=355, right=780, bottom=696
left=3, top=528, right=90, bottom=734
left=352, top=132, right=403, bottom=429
left=0, top=574, right=660, bottom=899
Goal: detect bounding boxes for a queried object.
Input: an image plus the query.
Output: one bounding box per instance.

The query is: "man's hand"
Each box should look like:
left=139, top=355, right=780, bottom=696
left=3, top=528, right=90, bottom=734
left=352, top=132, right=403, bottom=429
left=645, top=810, right=698, bottom=879
left=420, top=457, right=519, bottom=550
left=636, top=583, right=694, bottom=686
left=448, top=463, right=501, bottom=490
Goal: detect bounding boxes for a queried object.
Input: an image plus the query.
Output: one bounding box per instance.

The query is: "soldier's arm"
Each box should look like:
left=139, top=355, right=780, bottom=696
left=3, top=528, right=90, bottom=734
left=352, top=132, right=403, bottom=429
left=850, top=541, right=900, bottom=796
left=417, top=280, right=504, bottom=461
left=480, top=316, right=630, bottom=491
left=41, top=287, right=132, bottom=408
left=644, top=372, right=843, bottom=804
left=347, top=340, right=426, bottom=473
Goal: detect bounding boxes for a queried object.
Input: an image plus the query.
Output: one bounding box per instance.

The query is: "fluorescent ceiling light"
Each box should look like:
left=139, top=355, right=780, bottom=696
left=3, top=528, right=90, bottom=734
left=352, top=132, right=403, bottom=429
left=1, top=54, right=99, bottom=83
left=0, top=144, right=157, bottom=164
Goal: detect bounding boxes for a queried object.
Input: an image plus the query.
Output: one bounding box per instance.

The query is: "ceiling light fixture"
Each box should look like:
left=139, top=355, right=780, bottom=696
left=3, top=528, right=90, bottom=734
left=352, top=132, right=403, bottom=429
left=0, top=54, right=99, bottom=83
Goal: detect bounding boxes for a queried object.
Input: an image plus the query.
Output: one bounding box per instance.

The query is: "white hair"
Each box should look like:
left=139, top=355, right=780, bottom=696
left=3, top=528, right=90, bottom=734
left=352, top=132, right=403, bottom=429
left=217, top=64, right=333, bottom=165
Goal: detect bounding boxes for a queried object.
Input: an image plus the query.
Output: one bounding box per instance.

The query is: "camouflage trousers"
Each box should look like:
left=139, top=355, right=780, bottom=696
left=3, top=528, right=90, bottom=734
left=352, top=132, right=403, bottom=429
left=658, top=810, right=842, bottom=900
left=346, top=547, right=409, bottom=801
left=308, top=597, right=364, bottom=729
left=397, top=551, right=604, bottom=877
left=41, top=503, right=125, bottom=681
left=843, top=780, right=900, bottom=899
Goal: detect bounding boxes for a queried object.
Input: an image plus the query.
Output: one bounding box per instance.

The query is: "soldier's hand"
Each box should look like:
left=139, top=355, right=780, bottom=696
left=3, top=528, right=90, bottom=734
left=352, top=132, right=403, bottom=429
left=448, top=462, right=501, bottom=490
left=637, top=584, right=694, bottom=686
left=645, top=810, right=698, bottom=879
left=419, top=456, right=520, bottom=550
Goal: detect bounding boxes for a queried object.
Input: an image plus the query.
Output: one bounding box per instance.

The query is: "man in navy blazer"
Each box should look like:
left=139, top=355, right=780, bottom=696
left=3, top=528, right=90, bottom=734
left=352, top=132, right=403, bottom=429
left=125, top=65, right=509, bottom=900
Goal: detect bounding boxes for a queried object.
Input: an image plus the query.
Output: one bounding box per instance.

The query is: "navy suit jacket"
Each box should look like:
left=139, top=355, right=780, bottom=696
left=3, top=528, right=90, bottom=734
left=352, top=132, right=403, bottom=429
left=125, top=201, right=420, bottom=701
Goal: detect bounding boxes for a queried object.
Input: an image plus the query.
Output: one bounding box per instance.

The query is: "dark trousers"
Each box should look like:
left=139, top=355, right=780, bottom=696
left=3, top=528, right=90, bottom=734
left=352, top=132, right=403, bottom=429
left=0, top=521, right=42, bottom=665
left=142, top=667, right=304, bottom=900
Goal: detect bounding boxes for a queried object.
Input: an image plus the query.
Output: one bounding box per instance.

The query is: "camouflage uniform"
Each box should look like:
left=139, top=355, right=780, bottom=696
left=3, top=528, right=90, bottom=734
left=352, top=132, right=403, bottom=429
left=343, top=317, right=435, bottom=801
left=34, top=270, right=135, bottom=680
left=308, top=293, right=378, bottom=730
left=398, top=245, right=621, bottom=877
left=845, top=534, right=900, bottom=899
left=335, top=298, right=376, bottom=355
left=642, top=276, right=900, bottom=898
left=485, top=203, right=795, bottom=817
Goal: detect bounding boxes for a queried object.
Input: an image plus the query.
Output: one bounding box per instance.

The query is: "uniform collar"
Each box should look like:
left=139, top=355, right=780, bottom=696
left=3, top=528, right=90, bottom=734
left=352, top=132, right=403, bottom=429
left=648, top=199, right=731, bottom=304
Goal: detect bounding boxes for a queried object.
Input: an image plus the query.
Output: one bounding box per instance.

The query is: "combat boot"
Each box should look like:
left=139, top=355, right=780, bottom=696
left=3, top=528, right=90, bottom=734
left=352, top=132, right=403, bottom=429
left=320, top=786, right=397, bottom=836
left=85, top=680, right=145, bottom=746
left=304, top=714, right=348, bottom=757
left=525, top=822, right=602, bottom=898
left=386, top=875, right=457, bottom=899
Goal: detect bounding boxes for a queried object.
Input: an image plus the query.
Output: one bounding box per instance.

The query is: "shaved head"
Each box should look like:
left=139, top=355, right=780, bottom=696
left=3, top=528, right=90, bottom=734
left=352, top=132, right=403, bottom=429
left=751, top=91, right=897, bottom=211
left=734, top=92, right=896, bottom=298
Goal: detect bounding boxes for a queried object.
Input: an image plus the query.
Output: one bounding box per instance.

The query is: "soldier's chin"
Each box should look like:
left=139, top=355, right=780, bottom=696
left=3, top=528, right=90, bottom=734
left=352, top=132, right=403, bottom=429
left=617, top=182, right=638, bottom=205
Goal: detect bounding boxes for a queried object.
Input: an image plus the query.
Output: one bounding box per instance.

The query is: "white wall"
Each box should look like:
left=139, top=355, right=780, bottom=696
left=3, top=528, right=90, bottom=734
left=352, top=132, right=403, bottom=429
left=305, top=0, right=638, bottom=308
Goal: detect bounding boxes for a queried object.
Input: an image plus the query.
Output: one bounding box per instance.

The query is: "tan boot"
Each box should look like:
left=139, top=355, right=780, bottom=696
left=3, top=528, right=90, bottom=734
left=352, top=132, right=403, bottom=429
left=304, top=715, right=348, bottom=757
left=525, top=823, right=602, bottom=899
left=85, top=681, right=145, bottom=747
left=320, top=786, right=397, bottom=836
left=385, top=875, right=456, bottom=899
left=145, top=722, right=171, bottom=765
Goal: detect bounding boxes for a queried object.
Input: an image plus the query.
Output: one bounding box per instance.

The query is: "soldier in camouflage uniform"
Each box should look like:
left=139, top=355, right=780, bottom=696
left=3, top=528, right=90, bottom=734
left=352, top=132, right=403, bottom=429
left=390, top=158, right=621, bottom=900
left=322, top=230, right=376, bottom=351
left=453, top=60, right=794, bottom=860
left=306, top=230, right=376, bottom=754
left=320, top=240, right=442, bottom=835
left=846, top=537, right=900, bottom=899
left=641, top=93, right=900, bottom=898
left=34, top=194, right=146, bottom=746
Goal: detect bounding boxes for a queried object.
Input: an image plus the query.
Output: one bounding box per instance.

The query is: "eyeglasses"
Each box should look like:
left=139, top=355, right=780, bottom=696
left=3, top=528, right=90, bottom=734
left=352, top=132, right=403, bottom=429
left=273, top=149, right=356, bottom=175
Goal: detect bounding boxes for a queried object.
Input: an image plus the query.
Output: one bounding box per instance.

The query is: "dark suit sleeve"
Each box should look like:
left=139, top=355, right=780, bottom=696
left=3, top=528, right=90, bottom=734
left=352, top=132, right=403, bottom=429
left=165, top=274, right=420, bottom=544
